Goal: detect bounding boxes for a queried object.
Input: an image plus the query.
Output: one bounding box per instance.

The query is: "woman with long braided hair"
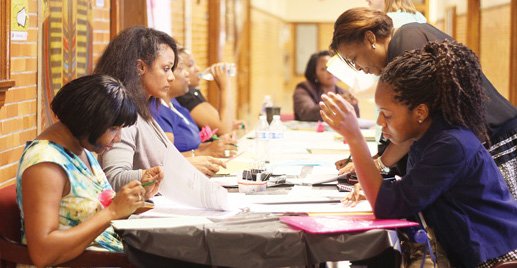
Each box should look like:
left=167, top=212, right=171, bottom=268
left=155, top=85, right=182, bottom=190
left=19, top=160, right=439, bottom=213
left=320, top=40, right=517, bottom=268
left=330, top=8, right=517, bottom=200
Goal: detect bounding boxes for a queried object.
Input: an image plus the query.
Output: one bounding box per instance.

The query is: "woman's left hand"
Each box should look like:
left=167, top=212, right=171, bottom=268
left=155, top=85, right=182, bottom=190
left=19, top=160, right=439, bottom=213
left=319, top=92, right=361, bottom=140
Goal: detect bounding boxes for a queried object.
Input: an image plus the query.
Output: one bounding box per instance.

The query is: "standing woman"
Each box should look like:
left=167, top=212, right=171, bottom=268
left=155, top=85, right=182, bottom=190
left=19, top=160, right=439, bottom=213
left=17, top=75, right=153, bottom=267
left=330, top=8, right=517, bottom=198
left=94, top=26, right=176, bottom=191
left=367, top=0, right=426, bottom=28
left=293, top=50, right=359, bottom=121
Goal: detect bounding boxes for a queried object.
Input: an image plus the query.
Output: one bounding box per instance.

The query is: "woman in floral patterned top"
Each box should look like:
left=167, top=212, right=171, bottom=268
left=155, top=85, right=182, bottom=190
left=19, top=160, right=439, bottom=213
left=16, top=75, right=164, bottom=267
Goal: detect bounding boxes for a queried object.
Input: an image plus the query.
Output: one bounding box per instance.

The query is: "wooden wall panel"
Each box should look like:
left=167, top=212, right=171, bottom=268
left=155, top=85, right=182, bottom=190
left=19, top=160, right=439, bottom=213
left=191, top=0, right=209, bottom=96
left=480, top=4, right=510, bottom=99
left=249, top=8, right=288, bottom=120
left=171, top=0, right=185, bottom=45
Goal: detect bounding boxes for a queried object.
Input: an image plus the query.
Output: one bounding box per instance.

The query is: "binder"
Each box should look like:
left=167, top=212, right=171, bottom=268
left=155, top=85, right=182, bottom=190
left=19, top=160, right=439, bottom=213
left=280, top=214, right=418, bottom=234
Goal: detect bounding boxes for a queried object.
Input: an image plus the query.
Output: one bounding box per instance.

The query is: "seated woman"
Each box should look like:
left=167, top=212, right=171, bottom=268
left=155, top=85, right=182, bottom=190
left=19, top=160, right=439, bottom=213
left=176, top=50, right=242, bottom=135
left=150, top=48, right=237, bottom=160
left=293, top=50, right=359, bottom=122
left=320, top=40, right=517, bottom=267
left=16, top=75, right=162, bottom=267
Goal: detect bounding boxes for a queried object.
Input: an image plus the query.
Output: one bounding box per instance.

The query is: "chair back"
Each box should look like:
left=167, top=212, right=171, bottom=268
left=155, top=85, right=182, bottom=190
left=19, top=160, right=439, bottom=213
left=0, top=184, right=132, bottom=267
left=0, top=184, right=21, bottom=242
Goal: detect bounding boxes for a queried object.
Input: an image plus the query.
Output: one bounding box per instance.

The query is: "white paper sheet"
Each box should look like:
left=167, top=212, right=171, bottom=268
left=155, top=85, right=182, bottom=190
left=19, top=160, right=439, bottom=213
left=248, top=200, right=372, bottom=213
left=132, top=196, right=240, bottom=220
left=159, top=147, right=229, bottom=210
left=326, top=55, right=378, bottom=93
left=111, top=216, right=213, bottom=230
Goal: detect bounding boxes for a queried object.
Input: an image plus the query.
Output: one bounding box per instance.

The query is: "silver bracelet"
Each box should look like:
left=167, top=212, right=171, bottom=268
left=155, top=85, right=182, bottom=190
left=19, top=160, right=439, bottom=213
left=191, top=149, right=195, bottom=157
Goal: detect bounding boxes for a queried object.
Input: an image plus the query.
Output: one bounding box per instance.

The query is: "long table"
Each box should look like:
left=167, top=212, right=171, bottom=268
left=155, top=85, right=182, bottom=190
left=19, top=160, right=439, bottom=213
left=115, top=124, right=403, bottom=267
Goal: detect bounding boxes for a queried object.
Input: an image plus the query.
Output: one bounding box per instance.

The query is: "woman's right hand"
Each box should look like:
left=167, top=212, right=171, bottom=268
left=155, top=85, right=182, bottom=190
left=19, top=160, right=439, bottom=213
left=338, top=162, right=355, bottom=175
left=188, top=156, right=226, bottom=176
left=108, top=180, right=145, bottom=219
left=198, top=139, right=238, bottom=158
left=320, top=92, right=362, bottom=140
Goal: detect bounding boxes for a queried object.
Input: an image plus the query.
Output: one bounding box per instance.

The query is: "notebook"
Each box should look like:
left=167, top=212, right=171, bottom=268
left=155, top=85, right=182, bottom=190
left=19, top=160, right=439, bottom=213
left=280, top=214, right=418, bottom=234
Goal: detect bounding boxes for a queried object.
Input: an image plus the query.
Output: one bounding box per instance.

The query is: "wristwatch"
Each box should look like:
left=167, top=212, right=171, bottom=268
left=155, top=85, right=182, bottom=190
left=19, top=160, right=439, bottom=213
left=374, top=157, right=390, bottom=173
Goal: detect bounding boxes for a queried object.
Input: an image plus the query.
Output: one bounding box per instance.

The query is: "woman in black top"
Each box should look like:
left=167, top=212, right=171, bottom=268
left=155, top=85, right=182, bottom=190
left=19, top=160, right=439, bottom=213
left=331, top=7, right=517, bottom=199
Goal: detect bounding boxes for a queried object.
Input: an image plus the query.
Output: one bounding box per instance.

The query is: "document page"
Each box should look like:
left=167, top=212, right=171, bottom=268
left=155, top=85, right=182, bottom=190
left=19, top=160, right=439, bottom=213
left=159, top=147, right=229, bottom=210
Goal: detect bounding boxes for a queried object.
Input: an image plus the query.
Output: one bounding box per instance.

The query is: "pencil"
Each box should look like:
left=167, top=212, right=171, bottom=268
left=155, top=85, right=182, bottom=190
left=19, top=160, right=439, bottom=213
left=142, top=180, right=156, bottom=187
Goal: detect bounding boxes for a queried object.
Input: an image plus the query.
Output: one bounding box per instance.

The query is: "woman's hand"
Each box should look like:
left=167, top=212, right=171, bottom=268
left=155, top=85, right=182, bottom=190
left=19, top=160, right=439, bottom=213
left=141, top=166, right=164, bottom=199
left=340, top=90, right=359, bottom=106
left=319, top=92, right=362, bottom=140
left=188, top=156, right=226, bottom=176
left=198, top=139, right=238, bottom=158
left=210, top=63, right=230, bottom=90
left=338, top=162, right=355, bottom=175
left=108, top=180, right=145, bottom=219
left=341, top=183, right=366, bottom=207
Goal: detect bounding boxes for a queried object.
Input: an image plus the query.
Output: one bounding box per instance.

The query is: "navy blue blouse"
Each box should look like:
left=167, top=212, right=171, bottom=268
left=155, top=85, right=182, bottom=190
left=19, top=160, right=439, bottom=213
left=375, top=116, right=517, bottom=267
left=150, top=98, right=201, bottom=152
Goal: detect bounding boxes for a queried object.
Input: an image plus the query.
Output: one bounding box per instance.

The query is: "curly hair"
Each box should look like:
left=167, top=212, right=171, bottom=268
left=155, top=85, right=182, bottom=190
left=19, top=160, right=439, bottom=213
left=380, top=40, right=489, bottom=144
left=94, top=26, right=178, bottom=120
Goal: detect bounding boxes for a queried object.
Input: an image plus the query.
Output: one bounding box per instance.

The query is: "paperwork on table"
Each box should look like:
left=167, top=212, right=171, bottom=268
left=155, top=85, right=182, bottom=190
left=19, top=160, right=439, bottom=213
left=160, top=146, right=229, bottom=210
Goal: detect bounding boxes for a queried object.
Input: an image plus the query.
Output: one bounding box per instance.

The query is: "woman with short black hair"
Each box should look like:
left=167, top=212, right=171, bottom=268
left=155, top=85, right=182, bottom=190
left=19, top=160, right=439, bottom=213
left=16, top=74, right=156, bottom=267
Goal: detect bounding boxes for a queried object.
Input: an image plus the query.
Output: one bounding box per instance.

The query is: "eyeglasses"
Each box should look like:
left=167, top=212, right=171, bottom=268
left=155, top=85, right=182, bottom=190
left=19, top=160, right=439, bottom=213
left=335, top=52, right=358, bottom=71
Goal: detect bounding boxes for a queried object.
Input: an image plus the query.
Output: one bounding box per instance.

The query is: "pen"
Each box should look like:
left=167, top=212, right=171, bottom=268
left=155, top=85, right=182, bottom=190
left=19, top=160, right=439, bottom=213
left=141, top=180, right=156, bottom=187
left=343, top=155, right=352, bottom=166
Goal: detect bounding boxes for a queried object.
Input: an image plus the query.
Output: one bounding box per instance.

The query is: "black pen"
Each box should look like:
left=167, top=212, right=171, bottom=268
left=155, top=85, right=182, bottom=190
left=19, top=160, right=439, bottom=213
left=343, top=155, right=352, bottom=166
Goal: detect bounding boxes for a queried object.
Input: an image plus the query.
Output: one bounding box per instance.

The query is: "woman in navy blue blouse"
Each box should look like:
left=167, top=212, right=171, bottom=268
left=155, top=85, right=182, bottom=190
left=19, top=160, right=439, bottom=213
left=320, top=40, right=517, bottom=267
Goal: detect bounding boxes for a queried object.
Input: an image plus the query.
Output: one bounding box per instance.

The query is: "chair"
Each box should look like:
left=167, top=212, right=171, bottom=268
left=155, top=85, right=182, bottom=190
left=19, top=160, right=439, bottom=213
left=0, top=184, right=133, bottom=268
left=494, top=260, right=517, bottom=268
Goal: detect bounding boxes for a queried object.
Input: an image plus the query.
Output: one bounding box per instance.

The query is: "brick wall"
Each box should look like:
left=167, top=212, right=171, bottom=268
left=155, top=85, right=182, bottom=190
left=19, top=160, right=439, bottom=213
left=0, top=0, right=112, bottom=187
left=0, top=0, right=38, bottom=187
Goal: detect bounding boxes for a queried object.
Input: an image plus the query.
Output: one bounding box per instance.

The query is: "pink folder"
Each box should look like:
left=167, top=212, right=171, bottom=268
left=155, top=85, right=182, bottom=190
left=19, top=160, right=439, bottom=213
left=280, top=214, right=419, bottom=234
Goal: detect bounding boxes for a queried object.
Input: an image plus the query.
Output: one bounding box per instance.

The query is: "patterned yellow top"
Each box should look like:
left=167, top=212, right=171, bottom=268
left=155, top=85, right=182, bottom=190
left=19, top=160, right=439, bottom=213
left=16, top=140, right=123, bottom=252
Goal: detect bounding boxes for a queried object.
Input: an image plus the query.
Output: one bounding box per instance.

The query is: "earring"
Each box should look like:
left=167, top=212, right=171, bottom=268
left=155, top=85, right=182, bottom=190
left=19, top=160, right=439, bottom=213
left=371, top=43, right=376, bottom=49
left=418, top=119, right=423, bottom=124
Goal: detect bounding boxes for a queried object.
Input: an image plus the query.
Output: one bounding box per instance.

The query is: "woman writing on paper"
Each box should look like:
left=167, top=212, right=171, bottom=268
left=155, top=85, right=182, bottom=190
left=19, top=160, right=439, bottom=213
left=16, top=75, right=157, bottom=267
left=320, top=40, right=517, bottom=268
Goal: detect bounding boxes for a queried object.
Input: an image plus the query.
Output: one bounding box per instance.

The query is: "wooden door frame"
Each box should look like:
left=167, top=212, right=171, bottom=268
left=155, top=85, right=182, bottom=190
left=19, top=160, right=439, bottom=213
left=207, top=0, right=224, bottom=107
left=0, top=0, right=15, bottom=96
left=466, top=0, right=480, bottom=56
left=510, top=0, right=517, bottom=105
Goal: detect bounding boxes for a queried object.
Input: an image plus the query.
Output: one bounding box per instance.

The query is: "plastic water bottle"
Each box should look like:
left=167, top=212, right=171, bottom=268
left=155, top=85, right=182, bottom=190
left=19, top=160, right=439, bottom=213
left=269, top=115, right=285, bottom=140
left=198, top=63, right=236, bottom=80
left=255, top=115, right=270, bottom=166
left=268, top=115, right=285, bottom=163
